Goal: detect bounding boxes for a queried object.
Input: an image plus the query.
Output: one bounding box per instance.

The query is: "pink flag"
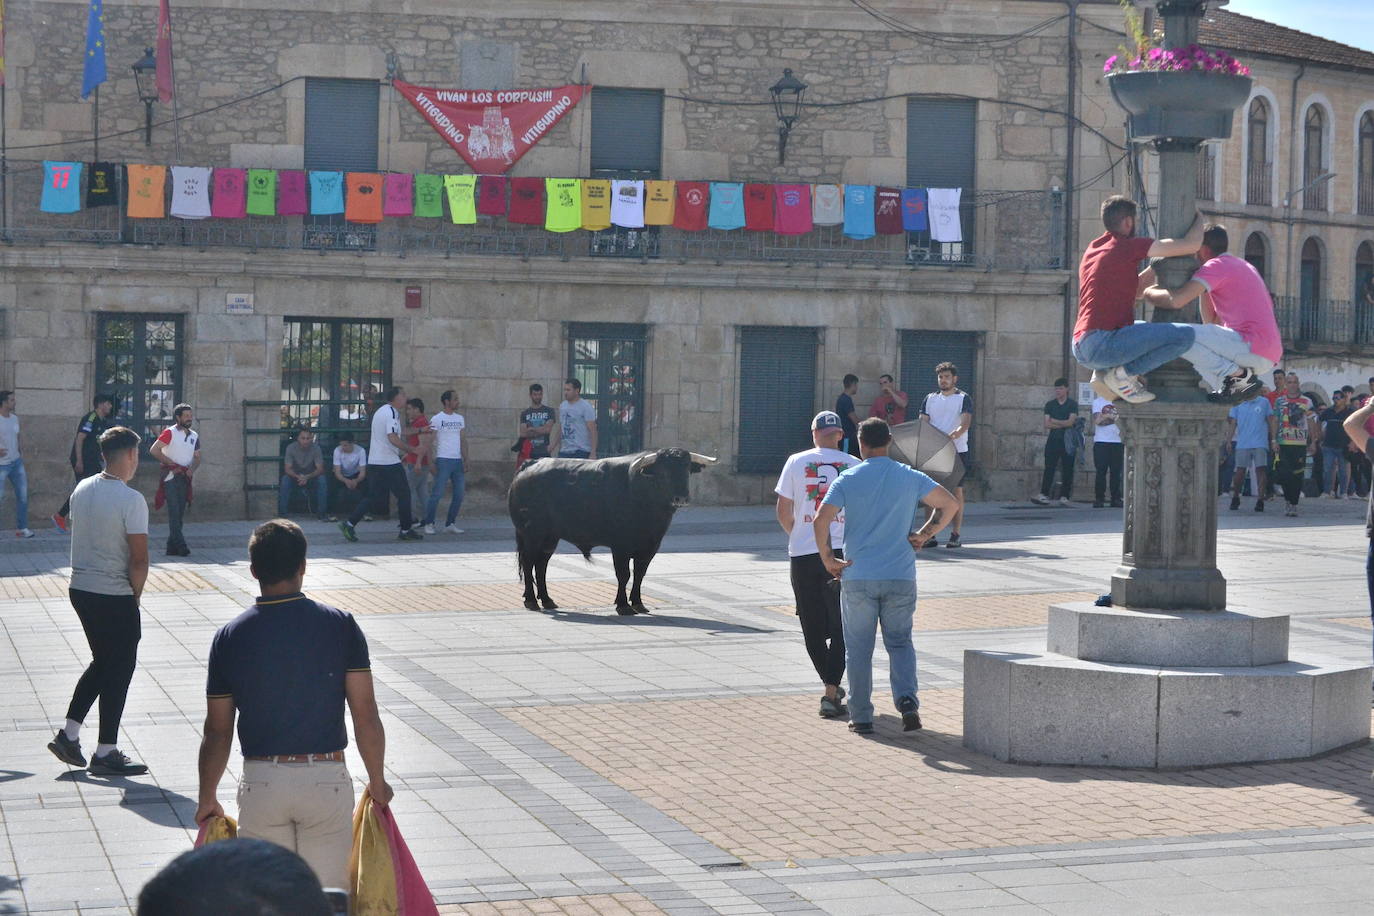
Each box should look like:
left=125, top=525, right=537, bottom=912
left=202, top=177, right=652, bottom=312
left=383, top=174, right=414, bottom=217
left=155, top=0, right=174, bottom=103
left=211, top=168, right=247, bottom=218
left=277, top=170, right=307, bottom=215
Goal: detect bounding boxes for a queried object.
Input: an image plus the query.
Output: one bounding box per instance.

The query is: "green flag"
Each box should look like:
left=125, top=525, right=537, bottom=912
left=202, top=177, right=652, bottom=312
left=246, top=169, right=277, bottom=216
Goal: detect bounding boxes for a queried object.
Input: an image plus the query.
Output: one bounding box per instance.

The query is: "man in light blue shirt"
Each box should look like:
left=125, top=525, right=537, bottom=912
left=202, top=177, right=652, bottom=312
left=1227, top=395, right=1273, bottom=513
left=814, top=418, right=957, bottom=735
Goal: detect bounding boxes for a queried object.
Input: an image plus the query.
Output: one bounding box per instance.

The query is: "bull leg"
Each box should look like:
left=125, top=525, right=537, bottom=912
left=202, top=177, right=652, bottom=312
left=612, top=550, right=635, bottom=615
left=629, top=551, right=654, bottom=614
left=520, top=552, right=541, bottom=611
left=536, top=542, right=558, bottom=610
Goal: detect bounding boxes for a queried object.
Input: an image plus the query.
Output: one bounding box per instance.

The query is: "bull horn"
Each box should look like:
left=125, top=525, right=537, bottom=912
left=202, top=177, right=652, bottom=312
left=629, top=451, right=660, bottom=474
left=689, top=453, right=718, bottom=466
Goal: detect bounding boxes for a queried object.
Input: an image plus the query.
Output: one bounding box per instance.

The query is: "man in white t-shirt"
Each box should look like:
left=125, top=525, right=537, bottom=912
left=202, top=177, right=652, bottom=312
left=550, top=378, right=597, bottom=459
left=0, top=391, right=33, bottom=538
left=423, top=389, right=469, bottom=535
left=330, top=432, right=367, bottom=520
left=149, top=404, right=200, bottom=556
left=919, top=362, right=973, bottom=548
left=1091, top=396, right=1124, bottom=508
left=775, top=411, right=860, bottom=719
left=340, top=386, right=422, bottom=542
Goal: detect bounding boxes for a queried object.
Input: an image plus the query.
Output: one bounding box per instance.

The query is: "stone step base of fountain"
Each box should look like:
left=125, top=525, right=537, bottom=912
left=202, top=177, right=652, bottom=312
left=1047, top=602, right=1290, bottom=668
left=962, top=647, right=1371, bottom=769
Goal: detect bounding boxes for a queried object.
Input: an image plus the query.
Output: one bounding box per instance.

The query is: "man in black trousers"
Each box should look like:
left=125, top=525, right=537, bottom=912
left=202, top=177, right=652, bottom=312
left=339, top=386, right=424, bottom=542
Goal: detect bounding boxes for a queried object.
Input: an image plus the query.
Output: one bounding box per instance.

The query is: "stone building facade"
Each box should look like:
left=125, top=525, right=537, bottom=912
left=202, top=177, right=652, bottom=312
left=6, top=0, right=1359, bottom=524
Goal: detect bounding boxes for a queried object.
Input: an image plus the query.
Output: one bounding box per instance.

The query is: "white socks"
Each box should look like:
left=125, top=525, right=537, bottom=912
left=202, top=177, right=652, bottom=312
left=63, top=719, right=81, bottom=741
left=95, top=743, right=116, bottom=757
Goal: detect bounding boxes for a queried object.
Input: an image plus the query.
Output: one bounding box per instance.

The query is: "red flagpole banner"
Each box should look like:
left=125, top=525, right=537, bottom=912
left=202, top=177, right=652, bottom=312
left=155, top=0, right=174, bottom=103
left=392, top=81, right=588, bottom=175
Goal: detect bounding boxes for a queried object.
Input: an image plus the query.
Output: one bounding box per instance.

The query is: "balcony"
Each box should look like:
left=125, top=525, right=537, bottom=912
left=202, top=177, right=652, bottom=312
left=1360, top=180, right=1374, bottom=217
left=1246, top=160, right=1271, bottom=206
left=1273, top=295, right=1374, bottom=349
left=1195, top=147, right=1215, bottom=201
left=0, top=162, right=1067, bottom=272
left=1302, top=171, right=1328, bottom=211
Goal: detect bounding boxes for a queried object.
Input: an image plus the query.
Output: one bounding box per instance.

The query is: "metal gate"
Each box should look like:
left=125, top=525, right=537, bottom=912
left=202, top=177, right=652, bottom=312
left=567, top=323, right=647, bottom=456
left=737, top=326, right=820, bottom=473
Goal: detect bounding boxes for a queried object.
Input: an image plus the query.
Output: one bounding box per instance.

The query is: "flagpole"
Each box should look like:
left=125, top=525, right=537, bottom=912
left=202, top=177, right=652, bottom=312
left=92, top=86, right=99, bottom=163
left=2, top=80, right=9, bottom=240
left=169, top=9, right=180, bottom=161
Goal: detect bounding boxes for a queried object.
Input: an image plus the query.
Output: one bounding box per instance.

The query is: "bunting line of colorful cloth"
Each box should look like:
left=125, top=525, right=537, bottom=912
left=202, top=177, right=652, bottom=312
left=36, top=162, right=963, bottom=241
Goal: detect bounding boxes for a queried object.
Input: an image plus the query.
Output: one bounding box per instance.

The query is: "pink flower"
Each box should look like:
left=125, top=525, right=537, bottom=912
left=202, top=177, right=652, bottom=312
left=1104, top=54, right=1119, bottom=74
left=1130, top=57, right=1143, bottom=70
left=1147, top=47, right=1164, bottom=61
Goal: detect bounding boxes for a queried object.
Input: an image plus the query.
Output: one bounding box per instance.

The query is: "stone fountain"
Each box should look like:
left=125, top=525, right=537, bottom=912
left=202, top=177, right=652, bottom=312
left=962, top=0, right=1370, bottom=767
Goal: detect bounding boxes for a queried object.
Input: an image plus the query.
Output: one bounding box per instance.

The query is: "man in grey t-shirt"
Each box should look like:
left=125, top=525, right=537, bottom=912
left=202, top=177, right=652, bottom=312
left=551, top=378, right=598, bottom=459
left=48, top=427, right=151, bottom=777
left=277, top=426, right=327, bottom=520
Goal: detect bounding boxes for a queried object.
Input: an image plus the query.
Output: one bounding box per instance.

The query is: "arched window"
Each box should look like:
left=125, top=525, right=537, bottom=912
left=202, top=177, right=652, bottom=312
left=1243, top=232, right=1268, bottom=284
left=1357, top=241, right=1374, bottom=344
left=1247, top=98, right=1270, bottom=205
left=1299, top=237, right=1323, bottom=341
left=1304, top=106, right=1326, bottom=210
left=1359, top=112, right=1374, bottom=216
left=1196, top=144, right=1216, bottom=200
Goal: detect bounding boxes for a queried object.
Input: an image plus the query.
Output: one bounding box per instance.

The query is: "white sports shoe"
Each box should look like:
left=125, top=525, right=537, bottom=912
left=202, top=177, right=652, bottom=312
left=1057, top=497, right=1072, bottom=507
left=422, top=524, right=436, bottom=535
left=1106, top=367, right=1155, bottom=404
left=15, top=528, right=35, bottom=539
left=444, top=524, right=464, bottom=534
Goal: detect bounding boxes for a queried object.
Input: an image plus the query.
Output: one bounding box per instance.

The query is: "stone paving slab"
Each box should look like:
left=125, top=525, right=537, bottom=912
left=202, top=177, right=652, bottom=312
left=765, top=592, right=1097, bottom=630
left=312, top=582, right=666, bottom=615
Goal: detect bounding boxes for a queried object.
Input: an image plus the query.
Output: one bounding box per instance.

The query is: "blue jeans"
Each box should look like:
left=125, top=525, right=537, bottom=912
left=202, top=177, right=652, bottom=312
left=1072, top=322, right=1196, bottom=377
left=1322, top=447, right=1349, bottom=496
left=424, top=458, right=465, bottom=526
left=278, top=474, right=328, bottom=518
left=1368, top=539, right=1373, bottom=691
left=560, top=449, right=591, bottom=459
left=0, top=459, right=28, bottom=530
left=840, top=578, right=919, bottom=724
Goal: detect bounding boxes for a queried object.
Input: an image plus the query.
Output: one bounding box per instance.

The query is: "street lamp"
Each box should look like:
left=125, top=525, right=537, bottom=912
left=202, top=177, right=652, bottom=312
left=1281, top=170, right=1336, bottom=305
left=130, top=47, right=158, bottom=146
left=769, top=68, right=807, bottom=165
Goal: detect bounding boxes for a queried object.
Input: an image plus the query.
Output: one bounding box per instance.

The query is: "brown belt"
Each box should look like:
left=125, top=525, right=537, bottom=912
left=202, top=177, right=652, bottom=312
left=245, top=751, right=345, bottom=763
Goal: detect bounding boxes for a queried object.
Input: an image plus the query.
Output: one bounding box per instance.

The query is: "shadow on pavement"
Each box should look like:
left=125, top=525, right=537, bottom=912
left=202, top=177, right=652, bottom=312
left=545, top=608, right=774, bottom=635
left=56, top=771, right=197, bottom=827
left=0, top=771, right=32, bottom=785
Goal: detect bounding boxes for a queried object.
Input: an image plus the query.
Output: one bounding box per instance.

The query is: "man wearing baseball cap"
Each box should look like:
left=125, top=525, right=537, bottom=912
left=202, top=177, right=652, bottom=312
left=774, top=411, right=861, bottom=718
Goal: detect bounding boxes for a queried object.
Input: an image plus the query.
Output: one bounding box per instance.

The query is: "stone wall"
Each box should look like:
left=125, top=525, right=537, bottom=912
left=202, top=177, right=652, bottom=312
left=0, top=245, right=1069, bottom=523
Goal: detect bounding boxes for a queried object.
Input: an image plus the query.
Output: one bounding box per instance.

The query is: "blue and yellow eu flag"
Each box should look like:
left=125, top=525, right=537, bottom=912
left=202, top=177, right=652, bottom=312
left=81, top=0, right=106, bottom=99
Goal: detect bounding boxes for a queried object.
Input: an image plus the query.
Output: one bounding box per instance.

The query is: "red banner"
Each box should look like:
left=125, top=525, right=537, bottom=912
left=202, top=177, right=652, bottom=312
left=392, top=81, right=588, bottom=175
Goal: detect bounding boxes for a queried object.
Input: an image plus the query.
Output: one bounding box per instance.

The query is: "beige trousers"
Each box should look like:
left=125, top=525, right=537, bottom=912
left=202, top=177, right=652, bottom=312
left=237, top=759, right=355, bottom=890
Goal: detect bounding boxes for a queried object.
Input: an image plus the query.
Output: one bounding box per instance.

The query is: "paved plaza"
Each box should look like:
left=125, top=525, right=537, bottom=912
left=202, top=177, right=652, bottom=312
left=1, top=497, right=1372, bottom=915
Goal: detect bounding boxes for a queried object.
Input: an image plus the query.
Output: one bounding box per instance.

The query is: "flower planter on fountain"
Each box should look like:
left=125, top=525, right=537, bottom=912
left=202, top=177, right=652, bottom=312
left=1108, top=70, right=1252, bottom=141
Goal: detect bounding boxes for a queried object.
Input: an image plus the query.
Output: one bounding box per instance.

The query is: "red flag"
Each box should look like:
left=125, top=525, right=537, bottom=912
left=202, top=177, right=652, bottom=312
left=392, top=81, right=587, bottom=175
left=1, top=0, right=8, bottom=88
left=155, top=0, right=174, bottom=102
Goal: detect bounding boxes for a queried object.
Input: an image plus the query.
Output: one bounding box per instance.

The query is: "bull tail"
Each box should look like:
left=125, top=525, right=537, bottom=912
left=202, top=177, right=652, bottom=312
left=580, top=547, right=593, bottom=563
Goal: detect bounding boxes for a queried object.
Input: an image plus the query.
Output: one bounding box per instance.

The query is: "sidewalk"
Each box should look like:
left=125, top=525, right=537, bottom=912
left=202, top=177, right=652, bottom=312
left=0, top=502, right=1370, bottom=914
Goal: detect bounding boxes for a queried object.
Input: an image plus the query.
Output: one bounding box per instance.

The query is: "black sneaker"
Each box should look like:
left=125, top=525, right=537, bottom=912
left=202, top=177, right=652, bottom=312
left=1255, top=499, right=1264, bottom=512
left=1092, top=501, right=1105, bottom=508
left=398, top=528, right=424, bottom=541
left=1110, top=500, right=1124, bottom=508
left=848, top=721, right=874, bottom=735
left=88, top=749, right=148, bottom=776
left=898, top=696, right=923, bottom=732
left=819, top=696, right=846, bottom=719
left=47, top=731, right=86, bottom=767
left=944, top=532, right=961, bottom=549
left=1229, top=496, right=1240, bottom=511
left=339, top=521, right=358, bottom=543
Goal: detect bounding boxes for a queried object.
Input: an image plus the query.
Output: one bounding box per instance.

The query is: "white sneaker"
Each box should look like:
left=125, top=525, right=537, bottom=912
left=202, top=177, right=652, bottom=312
left=1031, top=494, right=1050, bottom=506
left=1057, top=497, right=1072, bottom=507
left=15, top=528, right=34, bottom=539
left=1089, top=370, right=1118, bottom=402
left=423, top=524, right=436, bottom=535
left=1106, top=367, right=1155, bottom=404
left=444, top=524, right=464, bottom=534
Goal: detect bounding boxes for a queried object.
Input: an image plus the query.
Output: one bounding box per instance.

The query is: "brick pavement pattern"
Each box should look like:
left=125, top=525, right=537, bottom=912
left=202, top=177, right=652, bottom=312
left=0, top=569, right=210, bottom=598
left=506, top=690, right=1374, bottom=863
left=1328, top=617, right=1373, bottom=630
left=765, top=590, right=1097, bottom=630
left=438, top=893, right=665, bottom=914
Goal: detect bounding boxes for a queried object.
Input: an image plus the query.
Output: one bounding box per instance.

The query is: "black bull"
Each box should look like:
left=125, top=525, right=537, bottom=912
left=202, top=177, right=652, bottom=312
left=508, top=448, right=716, bottom=615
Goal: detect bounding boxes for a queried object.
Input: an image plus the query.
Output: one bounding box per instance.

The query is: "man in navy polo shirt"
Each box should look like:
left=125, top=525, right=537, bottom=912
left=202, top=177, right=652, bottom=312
left=812, top=418, right=958, bottom=736
left=195, top=519, right=393, bottom=890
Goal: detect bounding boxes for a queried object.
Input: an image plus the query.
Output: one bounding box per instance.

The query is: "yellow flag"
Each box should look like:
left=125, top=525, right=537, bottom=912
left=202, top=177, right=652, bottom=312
left=442, top=175, right=477, bottom=224
left=644, top=180, right=676, bottom=225
left=544, top=178, right=582, bottom=233
left=581, top=179, right=611, bottom=231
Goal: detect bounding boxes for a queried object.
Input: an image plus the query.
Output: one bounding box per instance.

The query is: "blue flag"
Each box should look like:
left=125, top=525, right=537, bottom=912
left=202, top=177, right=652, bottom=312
left=81, top=0, right=107, bottom=100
